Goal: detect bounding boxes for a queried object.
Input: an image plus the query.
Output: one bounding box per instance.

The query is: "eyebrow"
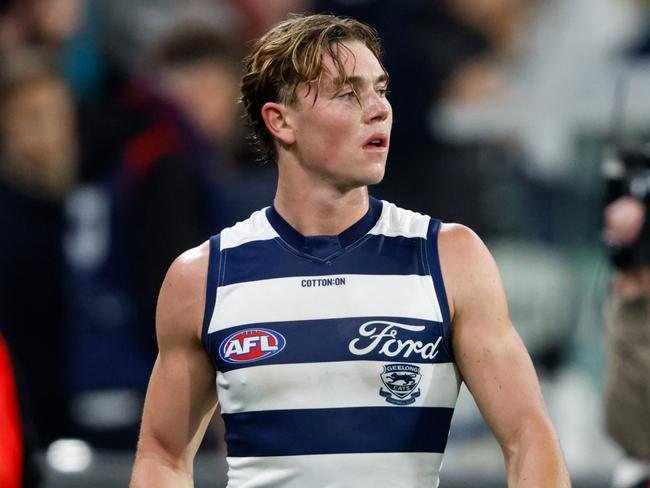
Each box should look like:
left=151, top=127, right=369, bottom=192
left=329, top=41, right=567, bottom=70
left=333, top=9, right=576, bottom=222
left=331, top=73, right=389, bottom=90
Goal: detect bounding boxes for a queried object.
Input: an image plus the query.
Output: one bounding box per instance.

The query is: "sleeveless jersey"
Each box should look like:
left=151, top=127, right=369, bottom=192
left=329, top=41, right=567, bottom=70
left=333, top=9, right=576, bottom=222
left=202, top=198, right=460, bottom=488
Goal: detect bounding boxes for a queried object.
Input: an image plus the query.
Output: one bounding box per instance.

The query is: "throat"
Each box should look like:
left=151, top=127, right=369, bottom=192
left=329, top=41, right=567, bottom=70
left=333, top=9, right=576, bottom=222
left=266, top=195, right=383, bottom=256
left=273, top=190, right=371, bottom=237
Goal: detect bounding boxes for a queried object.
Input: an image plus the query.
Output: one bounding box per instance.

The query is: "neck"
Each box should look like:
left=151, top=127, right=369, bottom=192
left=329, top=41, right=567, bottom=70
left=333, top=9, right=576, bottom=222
left=274, top=161, right=370, bottom=236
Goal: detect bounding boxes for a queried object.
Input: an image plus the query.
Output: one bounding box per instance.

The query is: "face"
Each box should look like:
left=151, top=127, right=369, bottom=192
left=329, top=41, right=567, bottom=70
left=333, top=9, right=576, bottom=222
left=31, top=0, right=83, bottom=43
left=286, top=40, right=392, bottom=191
left=166, top=62, right=239, bottom=144
left=1, top=80, right=77, bottom=198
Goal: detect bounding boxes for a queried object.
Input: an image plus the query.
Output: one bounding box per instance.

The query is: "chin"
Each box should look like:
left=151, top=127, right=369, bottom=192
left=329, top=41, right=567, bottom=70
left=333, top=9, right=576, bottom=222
left=365, top=172, right=385, bottom=186
left=365, top=161, right=387, bottom=185
left=351, top=172, right=385, bottom=189
left=337, top=170, right=385, bottom=192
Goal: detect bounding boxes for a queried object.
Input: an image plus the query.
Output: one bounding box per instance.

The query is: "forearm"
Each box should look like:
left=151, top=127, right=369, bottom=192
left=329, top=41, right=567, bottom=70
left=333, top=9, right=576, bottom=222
left=130, top=453, right=194, bottom=488
left=503, top=419, right=571, bottom=488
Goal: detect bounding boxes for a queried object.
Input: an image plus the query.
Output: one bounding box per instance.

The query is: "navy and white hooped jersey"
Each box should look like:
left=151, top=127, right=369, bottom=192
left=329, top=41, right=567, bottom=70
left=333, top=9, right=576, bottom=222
left=202, top=197, right=461, bottom=488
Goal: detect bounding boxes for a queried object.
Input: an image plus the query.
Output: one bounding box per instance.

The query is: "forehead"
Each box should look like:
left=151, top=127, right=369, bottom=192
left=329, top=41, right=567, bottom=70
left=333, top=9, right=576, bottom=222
left=321, top=40, right=385, bottom=82
left=4, top=80, right=69, bottom=111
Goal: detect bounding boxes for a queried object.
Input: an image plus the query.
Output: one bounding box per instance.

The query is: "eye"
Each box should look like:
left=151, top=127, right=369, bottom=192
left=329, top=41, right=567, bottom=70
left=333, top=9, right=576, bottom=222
left=378, top=87, right=390, bottom=98
left=339, top=91, right=355, bottom=99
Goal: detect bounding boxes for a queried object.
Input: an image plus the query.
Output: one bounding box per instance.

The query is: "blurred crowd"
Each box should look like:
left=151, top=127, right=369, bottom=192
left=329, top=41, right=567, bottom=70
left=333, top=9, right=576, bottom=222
left=1, top=0, right=650, bottom=487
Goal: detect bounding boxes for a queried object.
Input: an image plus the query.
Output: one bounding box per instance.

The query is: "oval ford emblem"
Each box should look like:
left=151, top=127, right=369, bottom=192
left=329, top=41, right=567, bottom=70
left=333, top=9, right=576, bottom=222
left=219, top=328, right=286, bottom=364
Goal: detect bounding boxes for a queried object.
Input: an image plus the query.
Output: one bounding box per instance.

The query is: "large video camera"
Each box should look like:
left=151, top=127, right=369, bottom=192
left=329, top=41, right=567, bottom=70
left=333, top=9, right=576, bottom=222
left=603, top=144, right=650, bottom=268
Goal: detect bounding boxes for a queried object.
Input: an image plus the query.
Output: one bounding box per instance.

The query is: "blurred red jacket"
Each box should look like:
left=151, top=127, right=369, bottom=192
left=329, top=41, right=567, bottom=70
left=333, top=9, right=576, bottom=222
left=0, top=332, right=22, bottom=488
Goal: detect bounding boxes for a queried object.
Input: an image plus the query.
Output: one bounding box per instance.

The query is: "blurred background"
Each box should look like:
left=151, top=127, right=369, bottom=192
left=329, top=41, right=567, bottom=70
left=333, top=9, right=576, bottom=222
left=1, top=0, right=649, bottom=487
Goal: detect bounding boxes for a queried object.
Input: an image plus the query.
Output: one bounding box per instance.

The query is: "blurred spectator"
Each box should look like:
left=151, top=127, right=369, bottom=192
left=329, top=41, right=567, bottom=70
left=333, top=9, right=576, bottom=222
left=439, top=0, right=532, bottom=104
left=444, top=0, right=529, bottom=57
left=232, top=0, right=312, bottom=44
left=603, top=195, right=650, bottom=488
left=63, top=21, right=274, bottom=447
left=0, top=333, right=24, bottom=488
left=124, top=22, right=245, bottom=341
left=313, top=0, right=530, bottom=232
left=626, top=0, right=650, bottom=58
left=0, top=330, right=43, bottom=487
left=0, top=53, right=77, bottom=200
left=0, top=49, right=78, bottom=446
left=95, top=0, right=235, bottom=75
left=0, top=0, right=104, bottom=103
left=0, top=0, right=83, bottom=47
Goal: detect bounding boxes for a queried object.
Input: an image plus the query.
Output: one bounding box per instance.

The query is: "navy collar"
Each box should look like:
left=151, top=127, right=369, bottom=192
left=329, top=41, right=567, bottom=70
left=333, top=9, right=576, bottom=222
left=266, top=197, right=383, bottom=260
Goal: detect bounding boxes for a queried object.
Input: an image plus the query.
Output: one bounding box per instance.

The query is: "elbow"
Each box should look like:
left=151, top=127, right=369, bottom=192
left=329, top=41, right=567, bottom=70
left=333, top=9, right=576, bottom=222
left=133, top=431, right=194, bottom=478
left=500, top=413, right=557, bottom=457
left=500, top=416, right=570, bottom=486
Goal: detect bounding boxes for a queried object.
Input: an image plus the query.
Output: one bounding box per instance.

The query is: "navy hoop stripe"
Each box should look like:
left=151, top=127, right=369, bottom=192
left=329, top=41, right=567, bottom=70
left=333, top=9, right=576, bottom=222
left=223, top=406, right=454, bottom=457
left=220, top=234, right=428, bottom=286
left=211, top=316, right=452, bottom=373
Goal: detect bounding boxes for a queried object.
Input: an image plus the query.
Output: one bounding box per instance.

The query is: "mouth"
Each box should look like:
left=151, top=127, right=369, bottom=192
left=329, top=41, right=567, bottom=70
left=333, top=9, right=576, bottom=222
left=362, top=134, right=388, bottom=151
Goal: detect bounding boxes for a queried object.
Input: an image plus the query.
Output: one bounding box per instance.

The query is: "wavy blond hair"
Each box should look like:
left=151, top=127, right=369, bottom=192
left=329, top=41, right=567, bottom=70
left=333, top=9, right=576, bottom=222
left=240, top=14, right=386, bottom=161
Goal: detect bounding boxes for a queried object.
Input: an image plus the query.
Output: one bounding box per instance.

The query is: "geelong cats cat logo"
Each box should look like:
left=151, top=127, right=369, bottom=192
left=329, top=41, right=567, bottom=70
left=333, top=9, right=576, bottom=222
left=219, top=328, right=286, bottom=364
left=379, top=364, right=422, bottom=405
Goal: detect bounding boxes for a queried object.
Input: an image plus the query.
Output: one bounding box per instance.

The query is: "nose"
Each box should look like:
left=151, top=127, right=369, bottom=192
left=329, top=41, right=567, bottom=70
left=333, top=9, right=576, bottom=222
left=363, top=91, right=391, bottom=124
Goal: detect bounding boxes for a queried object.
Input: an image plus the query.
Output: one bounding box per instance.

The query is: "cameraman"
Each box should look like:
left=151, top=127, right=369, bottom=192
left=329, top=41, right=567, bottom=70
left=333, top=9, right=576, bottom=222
left=604, top=195, right=650, bottom=488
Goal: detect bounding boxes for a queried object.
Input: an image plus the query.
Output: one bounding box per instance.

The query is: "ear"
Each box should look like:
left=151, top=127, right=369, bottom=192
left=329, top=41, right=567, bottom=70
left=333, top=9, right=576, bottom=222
left=261, top=102, right=296, bottom=146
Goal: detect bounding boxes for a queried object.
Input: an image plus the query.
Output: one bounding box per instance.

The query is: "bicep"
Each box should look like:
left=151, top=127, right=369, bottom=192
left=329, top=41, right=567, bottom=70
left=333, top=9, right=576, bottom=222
left=441, top=225, right=550, bottom=448
left=454, top=312, right=547, bottom=448
left=139, top=348, right=217, bottom=464
left=136, top=250, right=217, bottom=469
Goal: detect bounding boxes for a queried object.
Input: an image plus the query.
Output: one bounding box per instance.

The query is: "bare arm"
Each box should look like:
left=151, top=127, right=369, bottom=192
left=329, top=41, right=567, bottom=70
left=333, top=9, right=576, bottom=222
left=130, top=242, right=218, bottom=487
left=439, top=224, right=570, bottom=487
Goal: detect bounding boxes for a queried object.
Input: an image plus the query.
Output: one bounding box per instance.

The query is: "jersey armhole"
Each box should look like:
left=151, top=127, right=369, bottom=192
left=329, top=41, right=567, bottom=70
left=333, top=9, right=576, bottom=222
left=201, top=234, right=222, bottom=369
left=425, top=218, right=455, bottom=361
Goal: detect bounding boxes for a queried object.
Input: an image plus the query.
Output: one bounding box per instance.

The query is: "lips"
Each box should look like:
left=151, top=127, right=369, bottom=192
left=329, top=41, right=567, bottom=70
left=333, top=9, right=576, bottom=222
left=362, top=134, right=388, bottom=150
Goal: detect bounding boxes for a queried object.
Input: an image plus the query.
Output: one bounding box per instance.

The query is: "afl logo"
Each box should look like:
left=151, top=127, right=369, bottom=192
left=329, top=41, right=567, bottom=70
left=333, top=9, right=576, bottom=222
left=219, top=328, right=286, bottom=364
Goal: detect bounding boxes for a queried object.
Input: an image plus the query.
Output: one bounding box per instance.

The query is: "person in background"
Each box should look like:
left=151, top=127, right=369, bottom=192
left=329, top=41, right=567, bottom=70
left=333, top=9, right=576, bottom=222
left=312, top=0, right=531, bottom=234
left=0, top=48, right=77, bottom=465
left=62, top=21, right=273, bottom=448
left=603, top=195, right=650, bottom=488
left=0, top=0, right=104, bottom=103
left=121, top=21, right=258, bottom=357
left=0, top=332, right=24, bottom=488
left=126, top=19, right=279, bottom=382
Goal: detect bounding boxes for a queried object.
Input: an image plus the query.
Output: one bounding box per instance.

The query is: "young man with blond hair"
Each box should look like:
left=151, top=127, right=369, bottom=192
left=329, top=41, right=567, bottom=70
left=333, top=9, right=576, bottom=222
left=130, top=14, right=570, bottom=487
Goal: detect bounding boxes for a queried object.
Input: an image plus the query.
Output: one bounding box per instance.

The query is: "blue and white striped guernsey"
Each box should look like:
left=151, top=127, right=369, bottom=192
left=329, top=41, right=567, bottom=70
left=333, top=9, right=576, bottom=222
left=202, top=197, right=461, bottom=488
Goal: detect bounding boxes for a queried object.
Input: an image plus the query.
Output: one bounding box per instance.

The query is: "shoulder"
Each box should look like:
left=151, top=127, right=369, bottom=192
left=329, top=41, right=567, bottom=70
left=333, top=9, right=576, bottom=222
left=373, top=200, right=430, bottom=238
left=164, top=241, right=211, bottom=291
left=437, top=223, right=502, bottom=320
left=438, top=222, right=490, bottom=259
left=157, top=240, right=211, bottom=342
left=220, top=207, right=276, bottom=250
